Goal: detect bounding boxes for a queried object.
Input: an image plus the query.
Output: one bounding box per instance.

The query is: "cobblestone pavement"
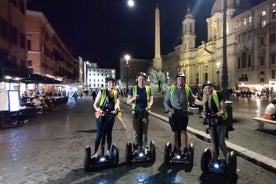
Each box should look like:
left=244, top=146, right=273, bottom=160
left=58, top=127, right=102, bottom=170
left=0, top=97, right=275, bottom=184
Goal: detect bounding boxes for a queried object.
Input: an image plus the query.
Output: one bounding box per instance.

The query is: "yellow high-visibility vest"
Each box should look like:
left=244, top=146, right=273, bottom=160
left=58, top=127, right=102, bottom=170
left=131, top=85, right=151, bottom=114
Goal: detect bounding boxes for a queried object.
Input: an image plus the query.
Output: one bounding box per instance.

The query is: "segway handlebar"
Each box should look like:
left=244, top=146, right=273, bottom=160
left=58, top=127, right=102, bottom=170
left=203, top=113, right=219, bottom=126
left=95, top=109, right=119, bottom=117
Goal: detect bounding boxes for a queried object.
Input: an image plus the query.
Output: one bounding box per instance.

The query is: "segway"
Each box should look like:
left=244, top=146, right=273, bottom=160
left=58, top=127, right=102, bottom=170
left=84, top=110, right=119, bottom=171
left=200, top=113, right=237, bottom=175
left=164, top=131, right=194, bottom=172
left=125, top=109, right=156, bottom=165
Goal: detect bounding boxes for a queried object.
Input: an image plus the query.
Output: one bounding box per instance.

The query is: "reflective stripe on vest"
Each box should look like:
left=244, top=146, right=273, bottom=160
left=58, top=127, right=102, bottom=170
left=212, top=90, right=228, bottom=120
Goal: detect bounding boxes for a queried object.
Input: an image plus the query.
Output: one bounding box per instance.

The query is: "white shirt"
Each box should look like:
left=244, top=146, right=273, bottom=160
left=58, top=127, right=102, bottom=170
left=264, top=103, right=276, bottom=115
left=32, top=98, right=42, bottom=107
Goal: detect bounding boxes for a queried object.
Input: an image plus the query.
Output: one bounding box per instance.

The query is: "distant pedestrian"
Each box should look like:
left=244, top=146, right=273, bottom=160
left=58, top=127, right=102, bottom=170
left=92, top=90, right=97, bottom=101
left=72, top=91, right=78, bottom=102
left=257, top=98, right=276, bottom=130
left=263, top=98, right=276, bottom=120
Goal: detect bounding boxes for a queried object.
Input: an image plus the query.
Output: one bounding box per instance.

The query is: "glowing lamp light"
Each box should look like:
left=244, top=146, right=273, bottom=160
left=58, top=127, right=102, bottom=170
left=5, top=75, right=12, bottom=80
left=127, top=0, right=135, bottom=7
left=138, top=152, right=144, bottom=157
left=99, top=157, right=106, bottom=162
left=214, top=163, right=220, bottom=169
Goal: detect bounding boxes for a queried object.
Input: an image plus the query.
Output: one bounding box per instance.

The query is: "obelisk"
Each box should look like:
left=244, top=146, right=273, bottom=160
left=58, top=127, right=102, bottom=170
left=153, top=5, right=162, bottom=71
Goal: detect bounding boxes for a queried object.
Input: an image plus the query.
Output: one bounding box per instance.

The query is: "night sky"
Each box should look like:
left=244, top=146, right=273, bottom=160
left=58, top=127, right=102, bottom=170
left=27, top=0, right=265, bottom=72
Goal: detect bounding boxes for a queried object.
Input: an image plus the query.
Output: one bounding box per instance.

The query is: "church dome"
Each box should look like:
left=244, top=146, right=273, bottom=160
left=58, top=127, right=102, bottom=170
left=211, top=0, right=223, bottom=15
left=211, top=0, right=240, bottom=16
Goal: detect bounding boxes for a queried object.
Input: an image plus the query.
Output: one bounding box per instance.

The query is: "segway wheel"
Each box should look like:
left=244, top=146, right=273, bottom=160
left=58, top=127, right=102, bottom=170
left=164, top=142, right=172, bottom=165
left=227, top=151, right=237, bottom=175
left=185, top=143, right=194, bottom=172
left=201, top=148, right=212, bottom=173
left=111, top=144, right=119, bottom=167
left=150, top=141, right=156, bottom=163
left=125, top=142, right=132, bottom=165
left=84, top=146, right=91, bottom=172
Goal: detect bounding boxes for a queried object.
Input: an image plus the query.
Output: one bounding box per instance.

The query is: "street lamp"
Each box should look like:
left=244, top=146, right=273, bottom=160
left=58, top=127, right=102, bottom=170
left=124, top=54, right=130, bottom=95
left=216, top=62, right=220, bottom=89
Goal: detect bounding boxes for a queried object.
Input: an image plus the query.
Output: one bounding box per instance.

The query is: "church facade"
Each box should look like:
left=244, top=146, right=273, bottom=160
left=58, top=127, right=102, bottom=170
left=163, top=0, right=276, bottom=92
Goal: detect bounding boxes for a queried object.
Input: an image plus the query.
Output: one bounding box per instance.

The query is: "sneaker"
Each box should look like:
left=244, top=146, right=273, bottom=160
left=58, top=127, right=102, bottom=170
left=91, top=152, right=99, bottom=158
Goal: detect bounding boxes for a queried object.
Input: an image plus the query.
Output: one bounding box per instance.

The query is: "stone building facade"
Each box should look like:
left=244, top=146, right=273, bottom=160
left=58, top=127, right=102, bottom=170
left=26, top=10, right=79, bottom=83
left=163, top=0, right=276, bottom=91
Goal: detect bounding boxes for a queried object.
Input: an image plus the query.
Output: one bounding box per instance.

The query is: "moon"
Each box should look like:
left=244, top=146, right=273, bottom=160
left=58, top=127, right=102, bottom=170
left=127, top=0, right=135, bottom=8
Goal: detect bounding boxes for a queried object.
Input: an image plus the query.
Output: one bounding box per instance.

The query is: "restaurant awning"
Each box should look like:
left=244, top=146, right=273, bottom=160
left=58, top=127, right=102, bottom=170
left=21, top=73, right=62, bottom=84
left=0, top=66, right=31, bottom=82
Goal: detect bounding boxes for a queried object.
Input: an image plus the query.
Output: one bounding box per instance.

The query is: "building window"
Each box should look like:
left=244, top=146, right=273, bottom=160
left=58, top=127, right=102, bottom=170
left=273, top=9, right=276, bottom=19
left=27, top=60, right=32, bottom=66
left=242, top=52, right=247, bottom=68
left=262, top=20, right=267, bottom=27
left=270, top=32, right=276, bottom=43
left=260, top=35, right=265, bottom=46
left=243, top=18, right=247, bottom=25
left=248, top=16, right=252, bottom=23
left=272, top=3, right=276, bottom=19
left=260, top=56, right=265, bottom=65
left=204, top=73, right=208, bottom=81
left=244, top=74, right=248, bottom=81
left=238, top=57, right=241, bottom=69
left=272, top=53, right=276, bottom=64
left=248, top=55, right=252, bottom=68
left=261, top=11, right=267, bottom=27
left=272, top=70, right=276, bottom=79
left=248, top=31, right=251, bottom=40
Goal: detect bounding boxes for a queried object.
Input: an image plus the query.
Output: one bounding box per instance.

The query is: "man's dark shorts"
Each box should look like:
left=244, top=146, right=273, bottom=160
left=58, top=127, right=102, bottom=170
left=169, top=111, right=188, bottom=131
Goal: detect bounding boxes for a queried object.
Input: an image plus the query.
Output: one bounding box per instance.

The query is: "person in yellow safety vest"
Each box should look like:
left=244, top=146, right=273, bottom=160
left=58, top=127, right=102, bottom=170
left=201, top=81, right=228, bottom=166
left=163, top=72, right=202, bottom=157
left=92, top=77, right=120, bottom=158
left=127, top=72, right=153, bottom=149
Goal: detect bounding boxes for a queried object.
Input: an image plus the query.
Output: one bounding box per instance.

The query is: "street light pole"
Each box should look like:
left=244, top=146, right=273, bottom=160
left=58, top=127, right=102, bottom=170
left=124, top=54, right=130, bottom=95
left=221, top=0, right=234, bottom=131
left=216, top=62, right=220, bottom=89
left=222, top=0, right=229, bottom=99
